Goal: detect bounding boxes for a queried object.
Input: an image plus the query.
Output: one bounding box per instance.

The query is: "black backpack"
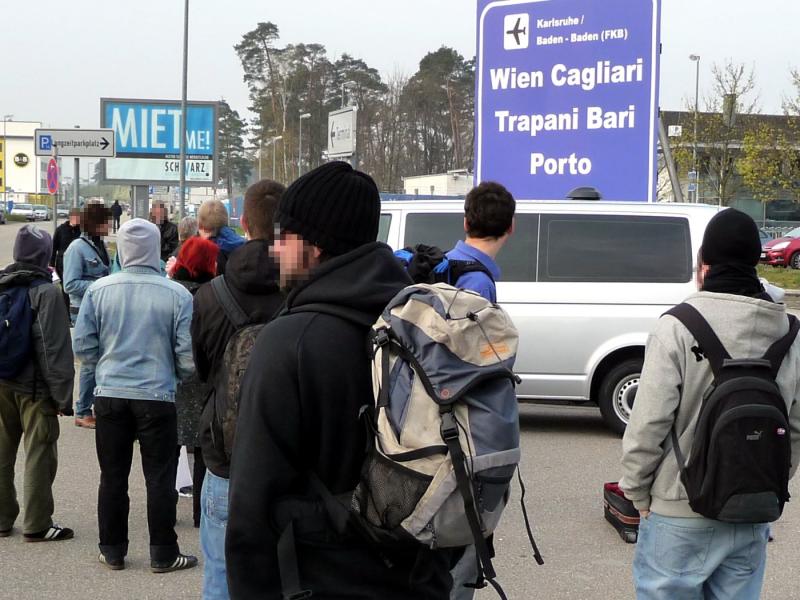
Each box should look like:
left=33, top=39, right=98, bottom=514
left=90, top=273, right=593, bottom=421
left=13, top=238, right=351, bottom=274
left=209, top=276, right=265, bottom=461
left=665, top=303, right=799, bottom=523
left=0, top=279, right=47, bottom=379
left=394, top=244, right=494, bottom=286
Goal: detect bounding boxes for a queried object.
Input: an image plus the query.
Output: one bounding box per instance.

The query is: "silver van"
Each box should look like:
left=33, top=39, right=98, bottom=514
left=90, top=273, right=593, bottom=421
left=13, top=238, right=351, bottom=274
left=379, top=200, right=720, bottom=433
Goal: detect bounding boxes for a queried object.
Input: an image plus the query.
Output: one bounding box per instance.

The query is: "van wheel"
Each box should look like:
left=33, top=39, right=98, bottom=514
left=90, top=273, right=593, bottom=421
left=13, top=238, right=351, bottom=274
left=791, top=252, right=800, bottom=270
left=598, top=359, right=643, bottom=435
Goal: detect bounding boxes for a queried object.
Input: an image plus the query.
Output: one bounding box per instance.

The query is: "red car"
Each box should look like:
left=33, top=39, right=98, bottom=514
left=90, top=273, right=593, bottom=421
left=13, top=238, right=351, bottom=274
left=762, top=226, right=800, bottom=268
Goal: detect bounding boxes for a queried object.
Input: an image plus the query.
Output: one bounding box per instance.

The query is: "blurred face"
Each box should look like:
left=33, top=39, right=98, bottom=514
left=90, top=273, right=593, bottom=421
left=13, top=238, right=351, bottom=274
left=270, top=228, right=321, bottom=289
left=69, top=215, right=80, bottom=227
left=152, top=205, right=166, bottom=224
left=96, top=219, right=111, bottom=237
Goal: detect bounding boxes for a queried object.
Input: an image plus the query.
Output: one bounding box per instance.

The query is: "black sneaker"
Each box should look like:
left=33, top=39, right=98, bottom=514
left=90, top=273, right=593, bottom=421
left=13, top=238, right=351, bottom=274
left=23, top=525, right=74, bottom=542
left=151, top=553, right=198, bottom=573
left=98, top=552, right=125, bottom=571
left=178, top=486, right=193, bottom=498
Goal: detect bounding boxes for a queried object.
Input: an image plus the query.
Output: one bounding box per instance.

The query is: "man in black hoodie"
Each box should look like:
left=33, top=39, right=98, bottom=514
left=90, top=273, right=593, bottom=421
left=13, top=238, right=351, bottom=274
left=226, top=162, right=454, bottom=599
left=192, top=179, right=285, bottom=599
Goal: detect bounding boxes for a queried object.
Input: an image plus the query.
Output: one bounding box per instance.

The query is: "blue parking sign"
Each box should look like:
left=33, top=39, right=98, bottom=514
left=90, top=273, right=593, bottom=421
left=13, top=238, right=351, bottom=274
left=39, top=135, right=52, bottom=152
left=475, top=0, right=661, bottom=201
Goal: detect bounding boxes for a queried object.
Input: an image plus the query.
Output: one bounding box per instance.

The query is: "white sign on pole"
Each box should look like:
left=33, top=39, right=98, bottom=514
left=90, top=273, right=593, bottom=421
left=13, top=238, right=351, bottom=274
left=35, top=129, right=115, bottom=158
left=327, top=107, right=357, bottom=158
left=667, top=125, right=683, bottom=138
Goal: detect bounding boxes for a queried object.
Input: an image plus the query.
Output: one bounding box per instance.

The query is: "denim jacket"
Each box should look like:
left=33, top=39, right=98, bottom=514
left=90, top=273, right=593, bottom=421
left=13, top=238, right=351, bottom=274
left=63, top=234, right=109, bottom=309
left=72, top=266, right=195, bottom=402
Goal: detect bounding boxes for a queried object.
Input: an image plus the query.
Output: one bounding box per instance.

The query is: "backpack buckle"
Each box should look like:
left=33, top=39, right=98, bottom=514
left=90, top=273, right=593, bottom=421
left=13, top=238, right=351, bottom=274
left=373, top=327, right=391, bottom=348
left=440, top=410, right=459, bottom=441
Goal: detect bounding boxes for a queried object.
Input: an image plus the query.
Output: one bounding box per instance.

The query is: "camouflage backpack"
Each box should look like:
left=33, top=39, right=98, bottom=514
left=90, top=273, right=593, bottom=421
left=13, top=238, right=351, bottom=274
left=210, top=276, right=264, bottom=460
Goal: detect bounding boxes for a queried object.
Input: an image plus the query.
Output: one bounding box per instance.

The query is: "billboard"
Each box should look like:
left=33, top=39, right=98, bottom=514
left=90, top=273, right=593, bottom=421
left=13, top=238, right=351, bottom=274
left=100, top=98, right=218, bottom=185
left=328, top=107, right=357, bottom=158
left=475, top=0, right=661, bottom=201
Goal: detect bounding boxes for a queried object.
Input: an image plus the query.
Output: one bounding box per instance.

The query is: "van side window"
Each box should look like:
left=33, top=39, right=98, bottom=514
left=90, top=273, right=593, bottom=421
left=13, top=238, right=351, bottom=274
left=378, top=214, right=392, bottom=244
left=404, top=213, right=464, bottom=251
left=403, top=213, right=539, bottom=282
left=538, top=214, right=692, bottom=283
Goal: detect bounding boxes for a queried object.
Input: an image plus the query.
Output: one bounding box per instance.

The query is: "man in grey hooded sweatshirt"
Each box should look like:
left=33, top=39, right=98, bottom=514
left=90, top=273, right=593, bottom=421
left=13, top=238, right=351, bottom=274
left=620, top=209, right=800, bottom=599
left=73, top=218, right=198, bottom=573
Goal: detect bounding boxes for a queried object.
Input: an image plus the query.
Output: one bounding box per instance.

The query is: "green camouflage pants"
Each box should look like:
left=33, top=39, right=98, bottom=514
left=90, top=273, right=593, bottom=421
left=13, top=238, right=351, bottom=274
left=0, top=385, right=59, bottom=534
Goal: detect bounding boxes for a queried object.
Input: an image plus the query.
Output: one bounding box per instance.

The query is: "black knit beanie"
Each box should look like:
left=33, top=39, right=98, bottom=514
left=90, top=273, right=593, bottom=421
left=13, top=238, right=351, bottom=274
left=700, top=208, right=761, bottom=267
left=275, top=161, right=380, bottom=256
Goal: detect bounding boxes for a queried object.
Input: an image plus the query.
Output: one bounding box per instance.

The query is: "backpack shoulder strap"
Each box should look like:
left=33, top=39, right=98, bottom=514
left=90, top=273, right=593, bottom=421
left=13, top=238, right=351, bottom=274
left=211, top=275, right=249, bottom=329
left=762, top=314, right=800, bottom=378
left=663, top=303, right=730, bottom=377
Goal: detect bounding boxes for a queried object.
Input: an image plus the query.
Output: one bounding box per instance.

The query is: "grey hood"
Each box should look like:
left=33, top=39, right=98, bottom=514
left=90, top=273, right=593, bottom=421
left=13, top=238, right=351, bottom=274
left=117, top=218, right=161, bottom=271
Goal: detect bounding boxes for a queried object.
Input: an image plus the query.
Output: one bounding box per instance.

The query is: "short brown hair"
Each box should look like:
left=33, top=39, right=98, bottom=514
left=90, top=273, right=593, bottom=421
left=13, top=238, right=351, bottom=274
left=198, top=200, right=228, bottom=234
left=243, top=179, right=285, bottom=240
left=464, top=182, right=515, bottom=239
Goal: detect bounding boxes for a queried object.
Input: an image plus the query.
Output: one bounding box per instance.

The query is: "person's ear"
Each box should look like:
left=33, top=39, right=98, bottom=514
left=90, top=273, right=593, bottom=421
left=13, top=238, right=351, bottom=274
left=241, top=215, right=250, bottom=238
left=507, top=217, right=515, bottom=236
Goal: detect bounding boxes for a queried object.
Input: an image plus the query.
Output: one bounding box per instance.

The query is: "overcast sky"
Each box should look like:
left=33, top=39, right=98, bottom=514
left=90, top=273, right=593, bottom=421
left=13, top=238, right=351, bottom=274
left=3, top=0, right=798, bottom=175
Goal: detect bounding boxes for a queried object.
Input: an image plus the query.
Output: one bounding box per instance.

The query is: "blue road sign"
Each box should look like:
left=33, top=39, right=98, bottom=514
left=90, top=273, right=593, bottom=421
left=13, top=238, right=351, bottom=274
left=475, top=0, right=661, bottom=201
left=39, top=135, right=53, bottom=152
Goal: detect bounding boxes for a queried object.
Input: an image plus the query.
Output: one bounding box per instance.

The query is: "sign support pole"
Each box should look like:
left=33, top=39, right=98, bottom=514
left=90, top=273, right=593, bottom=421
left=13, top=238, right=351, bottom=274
left=133, top=185, right=149, bottom=220
left=73, top=157, right=80, bottom=209
left=178, top=0, right=190, bottom=220
left=658, top=115, right=683, bottom=203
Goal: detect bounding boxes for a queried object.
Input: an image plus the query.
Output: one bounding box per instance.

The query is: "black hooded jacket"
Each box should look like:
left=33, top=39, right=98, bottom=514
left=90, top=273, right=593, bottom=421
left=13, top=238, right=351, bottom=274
left=192, top=239, right=284, bottom=477
left=50, top=221, right=81, bottom=277
left=225, top=242, right=454, bottom=600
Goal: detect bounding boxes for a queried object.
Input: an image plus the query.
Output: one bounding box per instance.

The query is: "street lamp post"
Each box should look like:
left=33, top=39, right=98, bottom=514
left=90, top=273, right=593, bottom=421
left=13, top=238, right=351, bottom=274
left=689, top=54, right=700, bottom=203
left=298, top=113, right=311, bottom=176
left=2, top=114, right=12, bottom=211
left=270, top=135, right=283, bottom=180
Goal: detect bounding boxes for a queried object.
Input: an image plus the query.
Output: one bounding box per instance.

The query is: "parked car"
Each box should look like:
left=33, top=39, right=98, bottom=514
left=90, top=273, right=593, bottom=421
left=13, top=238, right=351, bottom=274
left=10, top=203, right=35, bottom=220
left=56, top=204, right=69, bottom=218
left=759, top=228, right=772, bottom=248
left=761, top=226, right=800, bottom=268
left=33, top=205, right=52, bottom=221
left=379, top=200, right=721, bottom=434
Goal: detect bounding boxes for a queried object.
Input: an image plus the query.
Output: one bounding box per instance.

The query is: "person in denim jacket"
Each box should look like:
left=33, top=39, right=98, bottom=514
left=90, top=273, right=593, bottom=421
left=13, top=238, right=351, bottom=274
left=62, top=202, right=111, bottom=428
left=73, top=218, right=198, bottom=574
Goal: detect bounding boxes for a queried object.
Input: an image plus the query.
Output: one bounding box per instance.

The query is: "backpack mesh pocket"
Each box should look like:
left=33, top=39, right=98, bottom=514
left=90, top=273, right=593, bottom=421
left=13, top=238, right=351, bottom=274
left=353, top=451, right=433, bottom=531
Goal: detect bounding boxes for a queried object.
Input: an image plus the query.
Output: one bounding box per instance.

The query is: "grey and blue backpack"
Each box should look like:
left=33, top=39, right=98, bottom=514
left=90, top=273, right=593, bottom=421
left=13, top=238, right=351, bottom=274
left=351, top=283, right=543, bottom=597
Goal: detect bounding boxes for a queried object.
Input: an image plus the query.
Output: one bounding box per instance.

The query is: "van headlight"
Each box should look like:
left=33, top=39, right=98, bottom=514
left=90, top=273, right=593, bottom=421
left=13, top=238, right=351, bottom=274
left=771, top=241, right=790, bottom=251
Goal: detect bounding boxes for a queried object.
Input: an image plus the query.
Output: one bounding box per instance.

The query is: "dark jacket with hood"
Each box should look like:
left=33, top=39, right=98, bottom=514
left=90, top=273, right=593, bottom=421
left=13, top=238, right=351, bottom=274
left=225, top=242, right=454, bottom=600
left=50, top=221, right=81, bottom=278
left=0, top=264, right=74, bottom=412
left=159, top=219, right=179, bottom=262
left=192, top=239, right=284, bottom=477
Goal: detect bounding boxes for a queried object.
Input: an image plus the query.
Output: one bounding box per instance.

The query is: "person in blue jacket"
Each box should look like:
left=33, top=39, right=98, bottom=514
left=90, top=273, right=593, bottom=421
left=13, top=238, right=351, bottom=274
left=197, top=199, right=245, bottom=275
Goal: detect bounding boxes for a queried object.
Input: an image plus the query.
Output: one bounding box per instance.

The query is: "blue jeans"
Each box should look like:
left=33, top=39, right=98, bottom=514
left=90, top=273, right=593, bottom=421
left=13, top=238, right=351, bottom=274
left=201, top=470, right=229, bottom=600
left=450, top=544, right=477, bottom=600
left=633, top=513, right=769, bottom=600
left=76, top=363, right=95, bottom=417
